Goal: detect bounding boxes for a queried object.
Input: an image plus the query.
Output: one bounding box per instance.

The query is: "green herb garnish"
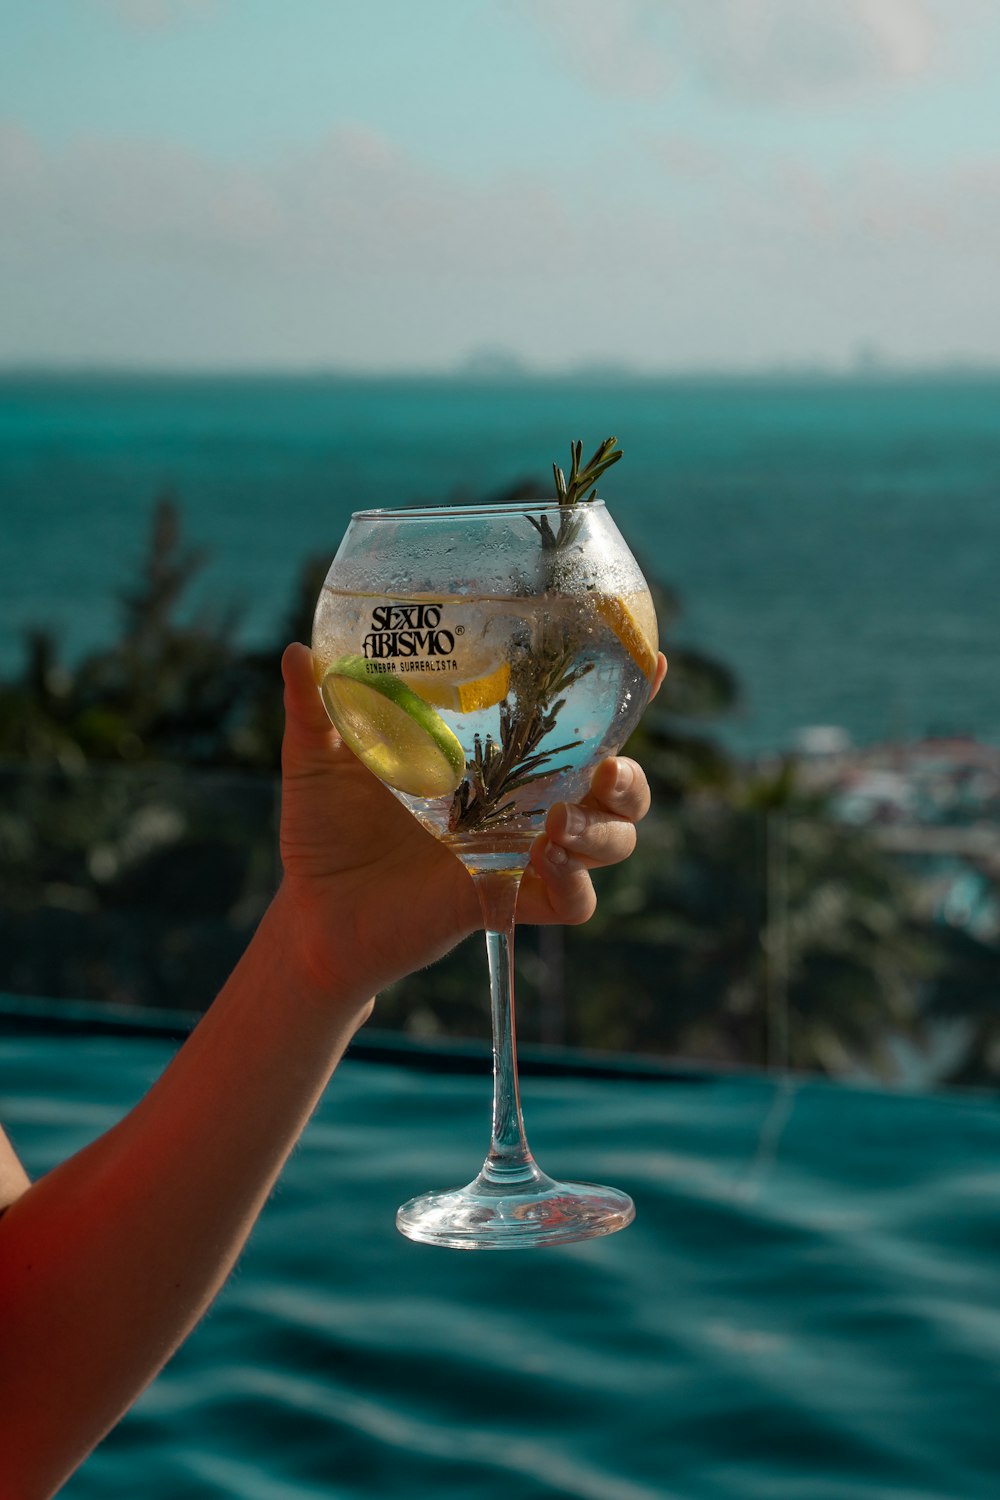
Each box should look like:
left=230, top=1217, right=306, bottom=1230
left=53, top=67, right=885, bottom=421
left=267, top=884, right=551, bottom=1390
left=448, top=437, right=620, bottom=835
left=527, top=435, right=623, bottom=550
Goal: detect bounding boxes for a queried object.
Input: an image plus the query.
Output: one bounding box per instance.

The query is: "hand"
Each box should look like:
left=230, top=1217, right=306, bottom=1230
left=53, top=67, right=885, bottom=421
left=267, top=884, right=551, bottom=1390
left=277, top=643, right=666, bottom=1006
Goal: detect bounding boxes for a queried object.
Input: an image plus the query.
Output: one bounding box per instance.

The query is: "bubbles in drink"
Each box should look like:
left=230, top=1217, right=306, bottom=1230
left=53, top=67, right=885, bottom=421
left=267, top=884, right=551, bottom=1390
left=313, top=586, right=657, bottom=849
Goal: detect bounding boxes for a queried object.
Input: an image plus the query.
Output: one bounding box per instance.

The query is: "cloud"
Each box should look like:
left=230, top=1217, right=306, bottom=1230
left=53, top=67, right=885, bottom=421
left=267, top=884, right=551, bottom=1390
left=95, top=0, right=219, bottom=30
left=503, top=0, right=675, bottom=99
left=0, top=121, right=582, bottom=280
left=516, top=0, right=945, bottom=103
left=0, top=122, right=585, bottom=367
left=0, top=125, right=277, bottom=265
left=2, top=119, right=1000, bottom=370
left=689, top=0, right=938, bottom=100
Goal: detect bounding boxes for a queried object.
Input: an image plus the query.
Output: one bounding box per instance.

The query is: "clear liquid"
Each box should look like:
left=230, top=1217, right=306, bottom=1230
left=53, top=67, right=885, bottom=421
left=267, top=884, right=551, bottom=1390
left=312, top=587, right=655, bottom=862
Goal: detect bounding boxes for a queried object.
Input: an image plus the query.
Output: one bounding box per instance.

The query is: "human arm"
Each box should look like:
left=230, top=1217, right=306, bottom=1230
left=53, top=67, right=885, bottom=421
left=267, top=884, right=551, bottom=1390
left=0, top=642, right=665, bottom=1495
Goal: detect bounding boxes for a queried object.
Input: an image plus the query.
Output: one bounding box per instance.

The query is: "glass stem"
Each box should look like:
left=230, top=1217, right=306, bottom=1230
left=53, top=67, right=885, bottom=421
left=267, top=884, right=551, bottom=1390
left=473, top=869, right=539, bottom=1185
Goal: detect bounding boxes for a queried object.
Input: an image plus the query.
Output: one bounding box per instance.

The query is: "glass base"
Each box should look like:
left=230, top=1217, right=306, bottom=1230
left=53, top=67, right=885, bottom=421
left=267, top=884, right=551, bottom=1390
left=396, top=1165, right=635, bottom=1250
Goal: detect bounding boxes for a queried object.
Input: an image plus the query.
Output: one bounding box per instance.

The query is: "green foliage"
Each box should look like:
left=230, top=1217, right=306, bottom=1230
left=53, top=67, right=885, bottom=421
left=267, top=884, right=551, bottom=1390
left=0, top=498, right=285, bottom=771
left=569, top=792, right=936, bottom=1078
left=922, top=923, right=1000, bottom=1087
left=0, top=492, right=994, bottom=1087
left=0, top=761, right=277, bottom=1010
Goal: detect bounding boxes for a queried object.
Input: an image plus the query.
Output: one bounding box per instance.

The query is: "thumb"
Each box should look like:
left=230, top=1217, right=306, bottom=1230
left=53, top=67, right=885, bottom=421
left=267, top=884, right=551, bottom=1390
left=281, top=642, right=342, bottom=761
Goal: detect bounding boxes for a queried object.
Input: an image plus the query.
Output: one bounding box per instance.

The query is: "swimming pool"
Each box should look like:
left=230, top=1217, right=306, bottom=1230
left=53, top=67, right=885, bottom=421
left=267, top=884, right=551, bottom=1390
left=3, top=1018, right=998, bottom=1499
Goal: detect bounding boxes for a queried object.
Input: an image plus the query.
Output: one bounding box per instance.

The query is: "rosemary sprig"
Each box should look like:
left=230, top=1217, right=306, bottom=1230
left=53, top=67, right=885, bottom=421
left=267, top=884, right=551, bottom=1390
left=447, top=437, right=622, bottom=837
left=449, top=647, right=594, bottom=834
left=527, top=435, right=622, bottom=550
left=554, top=435, right=623, bottom=507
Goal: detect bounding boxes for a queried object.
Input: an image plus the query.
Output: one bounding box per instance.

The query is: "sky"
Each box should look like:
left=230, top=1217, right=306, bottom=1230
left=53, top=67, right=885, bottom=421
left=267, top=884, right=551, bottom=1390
left=2, top=0, right=1000, bottom=373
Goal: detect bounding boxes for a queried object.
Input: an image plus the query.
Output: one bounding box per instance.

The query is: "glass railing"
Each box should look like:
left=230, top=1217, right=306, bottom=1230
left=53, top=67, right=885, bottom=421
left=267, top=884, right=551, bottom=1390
left=1, top=763, right=996, bottom=1090
left=0, top=761, right=280, bottom=1015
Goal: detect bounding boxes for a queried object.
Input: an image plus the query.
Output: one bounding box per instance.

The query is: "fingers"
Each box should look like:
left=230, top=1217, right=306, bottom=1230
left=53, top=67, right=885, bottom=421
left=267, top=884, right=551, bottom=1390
left=519, top=754, right=652, bottom=925
left=651, top=651, right=668, bottom=700
left=536, top=756, right=651, bottom=875
left=580, top=755, right=652, bottom=825
left=533, top=756, right=651, bottom=878
left=520, top=846, right=598, bottom=927
left=542, top=801, right=637, bottom=870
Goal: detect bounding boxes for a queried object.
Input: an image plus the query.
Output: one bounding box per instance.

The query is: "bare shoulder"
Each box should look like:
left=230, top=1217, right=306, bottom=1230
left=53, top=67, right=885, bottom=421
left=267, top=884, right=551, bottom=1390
left=0, top=1123, right=31, bottom=1210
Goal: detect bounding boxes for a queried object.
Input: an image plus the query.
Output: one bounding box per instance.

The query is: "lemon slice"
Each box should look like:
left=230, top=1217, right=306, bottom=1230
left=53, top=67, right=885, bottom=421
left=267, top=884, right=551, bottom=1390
left=411, top=659, right=511, bottom=715
left=594, top=591, right=659, bottom=680
left=320, top=657, right=466, bottom=798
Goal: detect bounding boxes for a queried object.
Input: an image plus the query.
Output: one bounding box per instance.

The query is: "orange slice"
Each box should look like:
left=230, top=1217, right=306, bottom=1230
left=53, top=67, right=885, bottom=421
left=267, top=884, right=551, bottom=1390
left=412, top=659, right=511, bottom=715
left=594, top=591, right=659, bottom=680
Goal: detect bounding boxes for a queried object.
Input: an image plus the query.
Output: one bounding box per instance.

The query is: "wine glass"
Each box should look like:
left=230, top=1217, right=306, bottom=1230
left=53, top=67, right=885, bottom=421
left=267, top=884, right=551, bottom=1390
left=311, top=496, right=658, bottom=1248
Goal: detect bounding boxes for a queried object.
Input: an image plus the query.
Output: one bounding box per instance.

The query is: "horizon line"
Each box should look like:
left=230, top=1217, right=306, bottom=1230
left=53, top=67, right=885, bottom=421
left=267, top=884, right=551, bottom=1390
left=3, top=357, right=1000, bottom=384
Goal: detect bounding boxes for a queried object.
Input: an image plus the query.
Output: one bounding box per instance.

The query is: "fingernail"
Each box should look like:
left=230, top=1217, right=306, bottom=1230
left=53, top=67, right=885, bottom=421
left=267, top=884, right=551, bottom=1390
left=545, top=840, right=569, bottom=866
left=614, top=761, right=635, bottom=795
left=562, top=805, right=585, bottom=838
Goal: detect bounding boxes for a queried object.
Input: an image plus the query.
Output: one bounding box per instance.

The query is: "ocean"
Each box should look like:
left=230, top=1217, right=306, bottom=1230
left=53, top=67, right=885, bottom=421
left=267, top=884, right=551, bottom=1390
left=2, top=371, right=999, bottom=754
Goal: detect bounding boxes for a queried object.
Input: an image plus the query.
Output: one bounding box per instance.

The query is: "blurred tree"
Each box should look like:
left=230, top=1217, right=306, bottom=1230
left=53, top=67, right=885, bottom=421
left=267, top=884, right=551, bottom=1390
left=563, top=764, right=936, bottom=1078
left=0, top=498, right=282, bottom=769
left=923, top=920, right=1000, bottom=1087
left=0, top=492, right=971, bottom=1086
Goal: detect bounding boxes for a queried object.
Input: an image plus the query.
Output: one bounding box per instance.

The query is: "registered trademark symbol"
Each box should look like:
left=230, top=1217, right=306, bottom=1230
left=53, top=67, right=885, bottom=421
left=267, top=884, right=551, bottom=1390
left=455, top=625, right=465, bottom=635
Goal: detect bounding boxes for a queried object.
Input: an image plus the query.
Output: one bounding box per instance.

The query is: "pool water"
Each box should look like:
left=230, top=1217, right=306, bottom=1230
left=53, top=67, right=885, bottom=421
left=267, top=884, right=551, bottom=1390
left=2, top=1026, right=999, bottom=1499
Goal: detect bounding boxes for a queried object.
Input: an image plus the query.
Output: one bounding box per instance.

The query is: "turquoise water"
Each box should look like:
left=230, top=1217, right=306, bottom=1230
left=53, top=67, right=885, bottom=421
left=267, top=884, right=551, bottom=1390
left=2, top=372, right=1000, bottom=752
left=3, top=1026, right=999, bottom=1498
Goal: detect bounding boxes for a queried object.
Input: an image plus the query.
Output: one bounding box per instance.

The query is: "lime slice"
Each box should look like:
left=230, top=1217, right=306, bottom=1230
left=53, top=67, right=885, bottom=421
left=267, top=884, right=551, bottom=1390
left=320, top=656, right=466, bottom=798
left=412, top=659, right=511, bottom=715
left=594, top=591, right=659, bottom=681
